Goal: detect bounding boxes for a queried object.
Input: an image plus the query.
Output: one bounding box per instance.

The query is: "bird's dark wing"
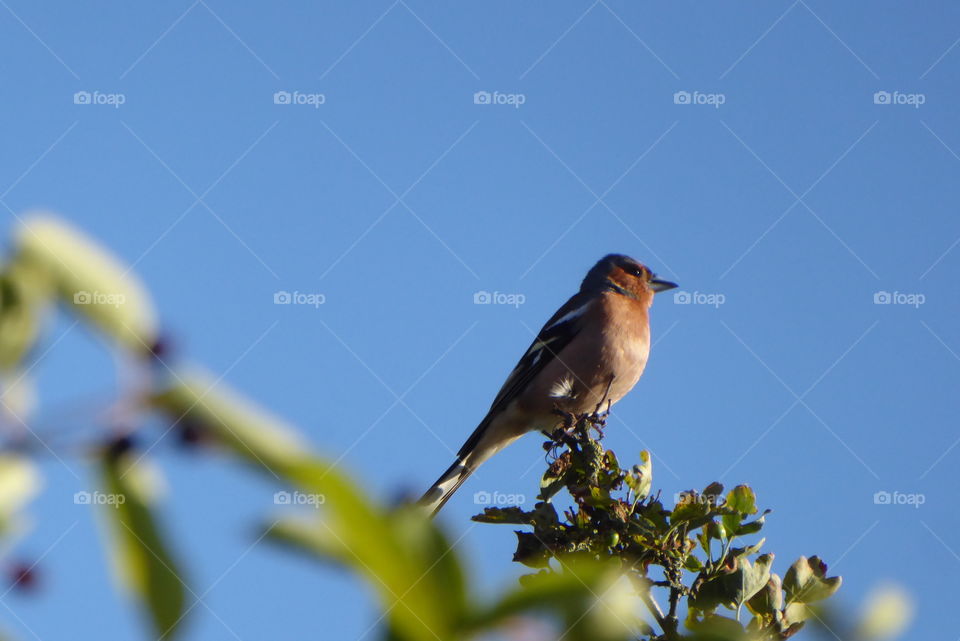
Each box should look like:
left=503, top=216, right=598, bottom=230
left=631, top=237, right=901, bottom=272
left=456, top=292, right=590, bottom=458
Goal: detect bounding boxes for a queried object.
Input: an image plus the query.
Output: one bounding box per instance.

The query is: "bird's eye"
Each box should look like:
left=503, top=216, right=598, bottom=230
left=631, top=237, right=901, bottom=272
left=628, top=267, right=647, bottom=278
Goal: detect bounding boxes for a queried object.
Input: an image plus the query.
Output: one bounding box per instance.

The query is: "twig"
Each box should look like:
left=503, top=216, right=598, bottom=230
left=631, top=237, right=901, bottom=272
left=633, top=575, right=681, bottom=641
left=665, top=584, right=681, bottom=638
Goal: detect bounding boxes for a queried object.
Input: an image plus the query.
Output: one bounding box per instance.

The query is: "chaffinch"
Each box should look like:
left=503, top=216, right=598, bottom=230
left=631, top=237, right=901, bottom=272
left=420, top=254, right=676, bottom=515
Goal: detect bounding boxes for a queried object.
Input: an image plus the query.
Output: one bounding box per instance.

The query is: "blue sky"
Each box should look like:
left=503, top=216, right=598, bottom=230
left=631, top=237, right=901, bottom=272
left=1, top=1, right=958, bottom=639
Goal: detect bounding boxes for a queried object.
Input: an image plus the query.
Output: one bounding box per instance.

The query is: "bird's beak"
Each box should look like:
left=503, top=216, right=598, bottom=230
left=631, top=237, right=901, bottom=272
left=649, top=278, right=678, bottom=293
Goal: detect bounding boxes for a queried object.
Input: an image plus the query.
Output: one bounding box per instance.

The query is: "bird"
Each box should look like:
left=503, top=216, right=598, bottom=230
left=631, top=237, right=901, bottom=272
left=419, top=254, right=676, bottom=515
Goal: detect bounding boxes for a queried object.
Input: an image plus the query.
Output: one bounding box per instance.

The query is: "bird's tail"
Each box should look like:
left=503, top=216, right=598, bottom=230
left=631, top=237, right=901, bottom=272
left=418, top=457, right=474, bottom=517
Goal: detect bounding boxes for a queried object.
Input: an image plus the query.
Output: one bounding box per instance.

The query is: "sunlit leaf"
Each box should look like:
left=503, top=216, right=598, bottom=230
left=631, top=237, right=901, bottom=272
left=267, top=512, right=461, bottom=640
left=624, top=450, right=652, bottom=500
left=151, top=370, right=310, bottom=474
left=722, top=485, right=758, bottom=536
left=586, top=574, right=643, bottom=641
left=854, top=583, right=913, bottom=640
left=0, top=455, right=39, bottom=539
left=155, top=373, right=468, bottom=637
left=153, top=367, right=467, bottom=640
left=467, top=559, right=620, bottom=639
left=783, top=555, right=842, bottom=604
left=100, top=450, right=186, bottom=639
left=725, top=485, right=757, bottom=515
left=746, top=573, right=783, bottom=616
left=14, top=214, right=157, bottom=352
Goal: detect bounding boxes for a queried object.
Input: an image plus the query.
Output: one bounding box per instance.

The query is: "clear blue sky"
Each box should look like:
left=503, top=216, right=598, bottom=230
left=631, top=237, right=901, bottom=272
left=1, top=2, right=957, bottom=639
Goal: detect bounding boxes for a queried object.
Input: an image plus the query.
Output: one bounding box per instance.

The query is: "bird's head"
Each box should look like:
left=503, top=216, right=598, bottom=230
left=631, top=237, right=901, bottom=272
left=582, top=254, right=677, bottom=305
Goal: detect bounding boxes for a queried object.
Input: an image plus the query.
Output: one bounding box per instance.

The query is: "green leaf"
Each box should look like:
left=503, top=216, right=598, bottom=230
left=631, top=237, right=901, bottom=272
left=725, top=485, right=757, bottom=515
left=686, top=611, right=751, bottom=640
left=783, top=601, right=827, bottom=624
left=0, top=455, right=39, bottom=539
left=151, top=370, right=311, bottom=474
left=732, top=510, right=770, bottom=537
left=392, top=507, right=468, bottom=620
left=100, top=450, right=186, bottom=639
left=153, top=369, right=465, bottom=637
left=0, top=272, right=44, bottom=370
left=691, top=553, right=774, bottom=611
left=671, top=491, right=710, bottom=525
left=728, top=537, right=765, bottom=560
left=466, top=559, right=620, bottom=639
left=736, top=554, right=775, bottom=608
left=746, top=572, right=783, bottom=616
left=14, top=215, right=157, bottom=352
left=513, top=531, right=551, bottom=568
left=267, top=461, right=462, bottom=641
left=472, top=506, right=531, bottom=524
left=265, top=517, right=344, bottom=562
left=603, top=449, right=620, bottom=475
left=722, top=485, right=758, bottom=537
left=624, top=450, right=652, bottom=500
left=783, top=556, right=842, bottom=605
left=854, top=584, right=913, bottom=640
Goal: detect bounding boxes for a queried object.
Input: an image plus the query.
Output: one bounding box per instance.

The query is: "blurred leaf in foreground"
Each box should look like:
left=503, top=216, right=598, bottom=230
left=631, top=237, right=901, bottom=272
left=0, top=455, right=39, bottom=544
left=13, top=214, right=157, bottom=353
left=99, top=442, right=186, bottom=639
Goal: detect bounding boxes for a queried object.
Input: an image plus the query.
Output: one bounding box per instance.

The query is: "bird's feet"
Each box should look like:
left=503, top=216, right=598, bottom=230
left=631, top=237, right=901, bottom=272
left=543, top=408, right=608, bottom=451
